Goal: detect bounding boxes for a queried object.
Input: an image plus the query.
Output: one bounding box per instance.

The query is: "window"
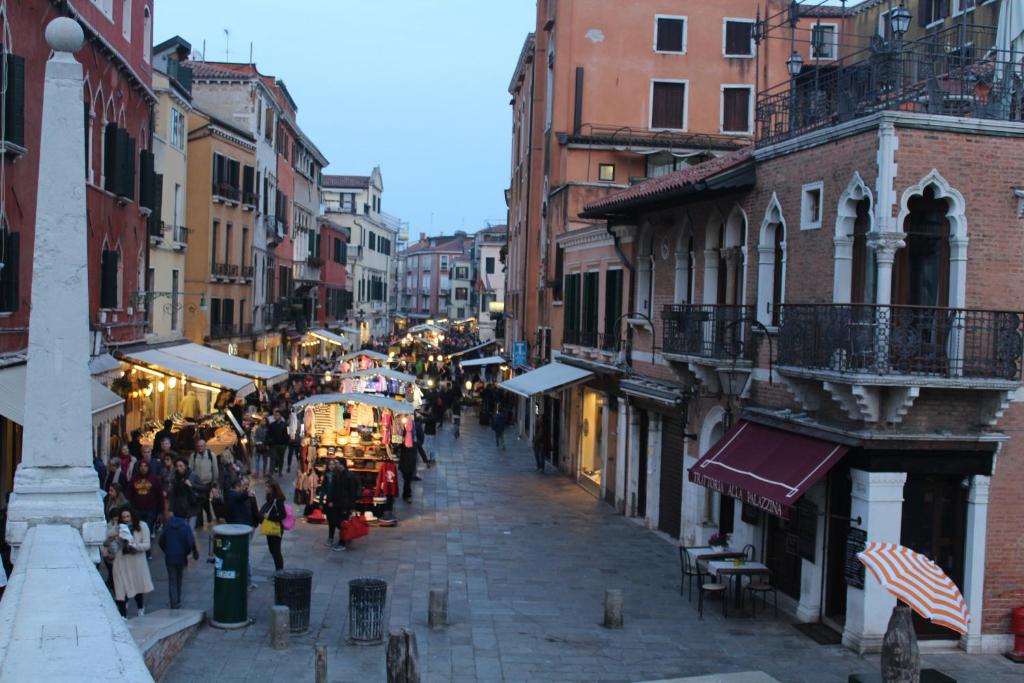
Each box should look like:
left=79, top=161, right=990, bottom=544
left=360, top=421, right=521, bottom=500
left=801, top=182, right=824, bottom=230
left=90, top=0, right=114, bottom=20
left=581, top=271, right=599, bottom=346
left=368, top=233, right=377, bottom=251
left=455, top=287, right=468, bottom=301
left=955, top=0, right=978, bottom=14
left=562, top=272, right=581, bottom=342
left=724, top=20, right=754, bottom=58
left=454, top=266, right=469, bottom=280
left=440, top=255, right=449, bottom=272
left=143, top=7, right=151, bottom=59
left=264, top=107, right=274, bottom=141
left=920, top=0, right=951, bottom=26
left=1, top=51, right=25, bottom=149
left=0, top=223, right=20, bottom=313
left=654, top=16, right=686, bottom=53
left=100, top=249, right=120, bottom=309
left=650, top=81, right=687, bottom=130
left=170, top=109, right=185, bottom=149
left=721, top=86, right=752, bottom=134
left=170, top=269, right=179, bottom=330
left=485, top=257, right=495, bottom=275
left=811, top=24, right=837, bottom=60
left=210, top=220, right=219, bottom=270
left=103, top=123, right=136, bottom=199
left=598, top=163, right=615, bottom=182
left=121, top=0, right=131, bottom=41
left=604, top=269, right=623, bottom=349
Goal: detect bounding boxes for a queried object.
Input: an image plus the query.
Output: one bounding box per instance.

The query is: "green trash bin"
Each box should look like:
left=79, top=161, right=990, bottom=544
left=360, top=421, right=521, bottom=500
left=210, top=523, right=253, bottom=629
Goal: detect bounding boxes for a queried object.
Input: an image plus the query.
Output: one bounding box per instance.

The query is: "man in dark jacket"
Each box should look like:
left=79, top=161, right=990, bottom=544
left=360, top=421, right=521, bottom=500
left=158, top=507, right=198, bottom=609
left=266, top=409, right=290, bottom=475
left=153, top=419, right=174, bottom=452
left=168, top=459, right=201, bottom=525
left=223, top=477, right=261, bottom=588
left=327, top=460, right=360, bottom=550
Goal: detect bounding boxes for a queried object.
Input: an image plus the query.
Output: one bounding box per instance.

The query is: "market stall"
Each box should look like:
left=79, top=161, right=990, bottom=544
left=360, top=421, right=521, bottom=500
left=292, top=393, right=415, bottom=522
left=336, top=349, right=392, bottom=373
left=335, top=368, right=423, bottom=407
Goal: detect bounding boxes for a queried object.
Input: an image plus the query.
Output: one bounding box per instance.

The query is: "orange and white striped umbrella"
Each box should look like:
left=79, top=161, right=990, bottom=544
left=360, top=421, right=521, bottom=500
left=857, top=541, right=970, bottom=635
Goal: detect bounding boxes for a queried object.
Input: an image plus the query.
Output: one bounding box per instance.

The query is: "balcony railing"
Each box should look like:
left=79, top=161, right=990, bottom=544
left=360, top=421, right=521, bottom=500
left=756, top=24, right=1023, bottom=147
left=212, top=262, right=239, bottom=278
left=662, top=304, right=755, bottom=362
left=599, top=332, right=620, bottom=353
left=172, top=224, right=189, bottom=244
left=210, top=322, right=253, bottom=339
left=777, top=304, right=1024, bottom=381
left=212, top=183, right=240, bottom=202
left=240, top=264, right=254, bottom=279
left=242, top=191, right=259, bottom=208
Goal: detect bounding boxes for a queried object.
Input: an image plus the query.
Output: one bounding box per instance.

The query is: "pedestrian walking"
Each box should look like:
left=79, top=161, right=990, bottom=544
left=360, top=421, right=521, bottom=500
left=259, top=479, right=287, bottom=571
left=109, top=507, right=154, bottom=618
left=533, top=418, right=549, bottom=473
left=158, top=506, right=198, bottom=609
left=252, top=419, right=268, bottom=478
left=327, top=459, right=359, bottom=551
left=126, top=460, right=164, bottom=559
left=104, top=482, right=128, bottom=520
left=224, top=477, right=261, bottom=589
left=266, top=409, right=290, bottom=476
left=188, top=439, right=219, bottom=530
left=492, top=408, right=507, bottom=450
left=399, top=441, right=417, bottom=503
left=167, top=458, right=200, bottom=524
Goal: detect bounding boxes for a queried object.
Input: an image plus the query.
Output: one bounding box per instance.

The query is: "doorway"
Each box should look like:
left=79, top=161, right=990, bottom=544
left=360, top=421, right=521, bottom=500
left=636, top=409, right=648, bottom=518
left=824, top=467, right=852, bottom=630
left=900, top=474, right=967, bottom=640
left=658, top=417, right=684, bottom=539
left=765, top=513, right=803, bottom=601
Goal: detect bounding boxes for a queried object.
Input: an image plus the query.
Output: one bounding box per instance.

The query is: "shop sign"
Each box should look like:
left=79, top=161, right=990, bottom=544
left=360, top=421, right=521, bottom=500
left=845, top=527, right=867, bottom=589
left=512, top=341, right=528, bottom=368
left=227, top=343, right=238, bottom=356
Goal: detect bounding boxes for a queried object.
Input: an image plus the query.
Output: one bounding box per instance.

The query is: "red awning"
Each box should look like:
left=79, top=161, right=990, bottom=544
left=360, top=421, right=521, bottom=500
left=688, top=420, right=848, bottom=518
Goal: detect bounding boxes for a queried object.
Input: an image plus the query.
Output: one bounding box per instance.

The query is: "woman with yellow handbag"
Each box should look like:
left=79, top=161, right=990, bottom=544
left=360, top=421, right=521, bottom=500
left=259, top=479, right=287, bottom=571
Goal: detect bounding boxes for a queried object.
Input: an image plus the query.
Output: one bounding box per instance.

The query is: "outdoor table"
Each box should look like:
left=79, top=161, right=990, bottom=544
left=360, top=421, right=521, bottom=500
left=704, top=560, right=771, bottom=607
left=684, top=546, right=748, bottom=565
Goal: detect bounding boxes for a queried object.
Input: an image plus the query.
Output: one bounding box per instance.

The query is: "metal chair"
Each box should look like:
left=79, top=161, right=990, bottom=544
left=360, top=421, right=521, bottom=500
left=698, top=579, right=728, bottom=620
left=742, top=544, right=756, bottom=561
left=743, top=578, right=778, bottom=617
left=679, top=546, right=706, bottom=602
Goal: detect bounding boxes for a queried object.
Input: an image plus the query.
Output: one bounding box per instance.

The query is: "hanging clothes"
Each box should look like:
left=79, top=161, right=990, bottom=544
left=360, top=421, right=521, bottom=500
left=403, top=416, right=414, bottom=449
left=375, top=461, right=399, bottom=497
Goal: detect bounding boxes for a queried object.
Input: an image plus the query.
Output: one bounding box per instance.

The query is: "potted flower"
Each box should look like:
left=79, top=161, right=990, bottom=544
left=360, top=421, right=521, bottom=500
left=708, top=532, right=730, bottom=549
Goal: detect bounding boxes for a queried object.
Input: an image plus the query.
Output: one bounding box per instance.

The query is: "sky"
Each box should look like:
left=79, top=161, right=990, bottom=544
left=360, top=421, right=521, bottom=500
left=154, top=0, right=536, bottom=238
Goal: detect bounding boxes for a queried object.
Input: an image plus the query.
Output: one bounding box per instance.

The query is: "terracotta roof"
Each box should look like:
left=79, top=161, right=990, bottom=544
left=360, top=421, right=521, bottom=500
left=322, top=175, right=371, bottom=189
left=185, top=61, right=258, bottom=80
left=582, top=148, right=754, bottom=216
left=800, top=5, right=848, bottom=18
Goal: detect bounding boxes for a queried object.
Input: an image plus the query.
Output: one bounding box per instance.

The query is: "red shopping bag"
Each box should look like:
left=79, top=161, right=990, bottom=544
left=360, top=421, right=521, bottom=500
left=340, top=516, right=369, bottom=543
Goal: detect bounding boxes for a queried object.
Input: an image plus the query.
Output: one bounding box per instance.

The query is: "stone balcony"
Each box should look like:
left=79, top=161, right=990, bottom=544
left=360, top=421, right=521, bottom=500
left=662, top=303, right=755, bottom=394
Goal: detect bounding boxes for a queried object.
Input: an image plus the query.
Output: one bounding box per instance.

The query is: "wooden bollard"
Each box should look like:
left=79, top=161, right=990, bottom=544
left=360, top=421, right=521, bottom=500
left=603, top=589, right=623, bottom=629
left=314, top=644, right=328, bottom=683
left=271, top=605, right=289, bottom=650
left=881, top=604, right=920, bottom=683
left=428, top=588, right=448, bottom=629
left=386, top=628, right=420, bottom=683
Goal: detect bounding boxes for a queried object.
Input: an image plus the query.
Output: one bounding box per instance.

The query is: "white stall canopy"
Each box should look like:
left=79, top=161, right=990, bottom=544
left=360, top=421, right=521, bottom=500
left=499, top=362, right=593, bottom=398
left=121, top=349, right=256, bottom=397
left=159, top=343, right=288, bottom=385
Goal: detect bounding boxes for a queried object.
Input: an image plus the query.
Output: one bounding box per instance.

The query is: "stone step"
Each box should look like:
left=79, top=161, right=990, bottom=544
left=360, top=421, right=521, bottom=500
left=128, top=609, right=205, bottom=681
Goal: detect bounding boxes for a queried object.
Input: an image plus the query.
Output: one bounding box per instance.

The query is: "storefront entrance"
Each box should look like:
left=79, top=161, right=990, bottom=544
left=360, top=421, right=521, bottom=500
left=658, top=417, right=684, bottom=539
left=577, top=389, right=604, bottom=496
left=824, top=467, right=853, bottom=630
left=636, top=410, right=649, bottom=518
left=901, top=473, right=967, bottom=640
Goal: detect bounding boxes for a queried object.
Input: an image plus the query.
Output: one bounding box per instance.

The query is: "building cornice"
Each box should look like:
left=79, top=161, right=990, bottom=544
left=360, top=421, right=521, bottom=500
left=556, top=225, right=615, bottom=250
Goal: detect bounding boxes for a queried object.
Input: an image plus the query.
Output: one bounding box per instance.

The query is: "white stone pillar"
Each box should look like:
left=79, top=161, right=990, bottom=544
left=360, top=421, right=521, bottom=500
left=5, top=20, right=106, bottom=562
left=615, top=404, right=627, bottom=513
left=627, top=405, right=641, bottom=517
left=842, top=469, right=907, bottom=654
left=646, top=414, right=663, bottom=530
left=962, top=474, right=990, bottom=653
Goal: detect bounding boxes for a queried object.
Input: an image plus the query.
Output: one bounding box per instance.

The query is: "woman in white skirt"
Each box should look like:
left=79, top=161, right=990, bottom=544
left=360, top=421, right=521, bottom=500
left=109, top=507, right=154, bottom=618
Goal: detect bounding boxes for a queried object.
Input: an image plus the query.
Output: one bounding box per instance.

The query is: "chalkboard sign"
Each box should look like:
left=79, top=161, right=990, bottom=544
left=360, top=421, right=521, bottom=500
left=798, top=500, right=818, bottom=564
left=845, top=527, right=868, bottom=589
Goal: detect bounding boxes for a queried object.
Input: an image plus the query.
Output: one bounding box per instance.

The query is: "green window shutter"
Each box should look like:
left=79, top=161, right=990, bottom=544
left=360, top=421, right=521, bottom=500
left=103, top=123, right=118, bottom=193
left=3, top=53, right=25, bottom=148
left=0, top=230, right=20, bottom=312
left=139, top=149, right=154, bottom=210
left=149, top=173, right=163, bottom=235
left=125, top=134, right=136, bottom=200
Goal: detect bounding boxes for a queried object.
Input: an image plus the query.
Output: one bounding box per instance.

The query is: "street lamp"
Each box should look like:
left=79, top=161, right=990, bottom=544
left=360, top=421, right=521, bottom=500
left=786, top=49, right=803, bottom=134
left=890, top=4, right=912, bottom=38
left=786, top=49, right=804, bottom=77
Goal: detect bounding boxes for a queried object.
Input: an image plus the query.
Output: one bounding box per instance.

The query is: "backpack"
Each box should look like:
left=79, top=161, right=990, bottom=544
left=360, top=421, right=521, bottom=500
left=282, top=502, right=296, bottom=531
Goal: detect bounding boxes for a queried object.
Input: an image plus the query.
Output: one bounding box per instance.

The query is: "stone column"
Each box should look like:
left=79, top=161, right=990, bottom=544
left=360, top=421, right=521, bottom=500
left=614, top=404, right=627, bottom=513
left=962, top=474, right=990, bottom=653
left=867, top=233, right=905, bottom=374
left=627, top=405, right=641, bottom=517
left=645, top=414, right=663, bottom=529
left=5, top=19, right=106, bottom=562
left=843, top=469, right=907, bottom=654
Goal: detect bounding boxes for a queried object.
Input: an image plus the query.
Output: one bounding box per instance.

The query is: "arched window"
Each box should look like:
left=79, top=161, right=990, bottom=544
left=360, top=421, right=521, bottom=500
left=673, top=226, right=694, bottom=304
left=832, top=173, right=874, bottom=304
left=701, top=210, right=724, bottom=305
left=895, top=186, right=950, bottom=308
left=143, top=7, right=152, bottom=63
left=635, top=229, right=654, bottom=319
left=756, top=194, right=787, bottom=327
left=722, top=205, right=747, bottom=306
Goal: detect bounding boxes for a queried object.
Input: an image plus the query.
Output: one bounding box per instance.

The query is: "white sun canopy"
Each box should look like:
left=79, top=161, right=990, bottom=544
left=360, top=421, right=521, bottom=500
left=460, top=356, right=506, bottom=368
left=499, top=362, right=594, bottom=398
left=292, top=393, right=416, bottom=414
left=159, top=343, right=288, bottom=385
left=122, top=349, right=256, bottom=396
left=309, top=329, right=353, bottom=348
left=0, top=363, right=124, bottom=426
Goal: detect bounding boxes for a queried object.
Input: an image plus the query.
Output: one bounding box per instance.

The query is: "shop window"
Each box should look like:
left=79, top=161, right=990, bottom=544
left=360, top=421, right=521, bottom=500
left=724, top=20, right=755, bottom=57
left=0, top=222, right=19, bottom=312
left=722, top=86, right=752, bottom=134
left=99, top=249, right=120, bottom=309
left=654, top=16, right=686, bottom=53
left=651, top=81, right=687, bottom=130
left=598, top=163, right=615, bottom=182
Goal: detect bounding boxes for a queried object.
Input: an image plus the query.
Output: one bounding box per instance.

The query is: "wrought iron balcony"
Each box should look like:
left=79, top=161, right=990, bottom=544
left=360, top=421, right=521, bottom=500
left=662, top=304, right=755, bottom=362
left=211, top=262, right=239, bottom=278
left=240, top=264, right=254, bottom=280
left=210, top=322, right=251, bottom=339
left=599, top=332, right=620, bottom=353
left=212, top=182, right=240, bottom=202
left=756, top=24, right=1022, bottom=148
left=777, top=304, right=1024, bottom=381
left=172, top=224, right=189, bottom=244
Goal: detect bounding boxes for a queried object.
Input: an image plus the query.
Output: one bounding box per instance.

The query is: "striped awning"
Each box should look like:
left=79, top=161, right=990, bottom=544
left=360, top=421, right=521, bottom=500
left=857, top=542, right=970, bottom=635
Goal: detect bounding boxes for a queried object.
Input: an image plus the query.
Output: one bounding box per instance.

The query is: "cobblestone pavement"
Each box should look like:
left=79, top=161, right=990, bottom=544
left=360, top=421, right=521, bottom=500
left=158, top=412, right=1021, bottom=683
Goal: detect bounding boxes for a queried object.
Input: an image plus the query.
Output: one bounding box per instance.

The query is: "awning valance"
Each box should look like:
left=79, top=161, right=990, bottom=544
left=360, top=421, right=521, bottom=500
left=158, top=343, right=288, bottom=385
left=292, top=393, right=415, bottom=414
left=121, top=349, right=256, bottom=397
left=337, top=350, right=391, bottom=363
left=0, top=364, right=124, bottom=427
left=460, top=356, right=506, bottom=368
left=498, top=362, right=593, bottom=398
left=689, top=420, right=848, bottom=518
left=309, top=329, right=353, bottom=348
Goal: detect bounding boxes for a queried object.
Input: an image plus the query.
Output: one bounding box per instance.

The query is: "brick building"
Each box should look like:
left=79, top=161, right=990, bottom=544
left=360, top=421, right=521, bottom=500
left=316, top=215, right=351, bottom=329
left=502, top=0, right=1024, bottom=656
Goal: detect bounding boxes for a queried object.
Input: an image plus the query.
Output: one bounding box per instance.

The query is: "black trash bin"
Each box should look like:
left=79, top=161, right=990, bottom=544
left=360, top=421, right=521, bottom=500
left=274, top=569, right=313, bottom=634
left=348, top=577, right=388, bottom=644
